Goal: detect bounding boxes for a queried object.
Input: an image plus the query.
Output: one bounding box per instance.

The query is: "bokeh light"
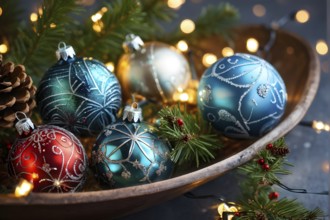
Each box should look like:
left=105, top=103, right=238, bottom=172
left=222, top=47, right=234, bottom=57
left=105, top=62, right=115, bottom=72
left=0, top=44, right=8, bottom=54
left=246, top=38, right=259, bottom=53
left=316, top=40, right=328, bottom=55
left=180, top=19, right=195, bottom=34
left=176, top=40, right=189, bottom=52
left=167, top=0, right=185, bottom=9
left=30, top=13, right=38, bottom=22
left=295, top=10, right=310, bottom=23
left=202, top=53, right=217, bottom=67
left=252, top=4, right=266, bottom=17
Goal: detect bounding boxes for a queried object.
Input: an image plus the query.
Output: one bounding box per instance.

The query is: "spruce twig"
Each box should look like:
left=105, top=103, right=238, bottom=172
left=157, top=105, right=220, bottom=167
left=236, top=138, right=324, bottom=220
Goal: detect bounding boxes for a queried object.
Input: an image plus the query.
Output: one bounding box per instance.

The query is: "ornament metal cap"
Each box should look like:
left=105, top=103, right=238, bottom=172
left=56, top=42, right=76, bottom=61
left=15, top=112, right=35, bottom=136
left=123, top=34, right=144, bottom=53
left=122, top=102, right=143, bottom=123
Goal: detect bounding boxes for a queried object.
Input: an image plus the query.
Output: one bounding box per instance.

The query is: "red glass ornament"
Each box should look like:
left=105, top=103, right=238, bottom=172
left=8, top=114, right=88, bottom=193
left=268, top=191, right=279, bottom=200
left=262, top=163, right=270, bottom=171
left=266, top=143, right=273, bottom=150
left=177, top=118, right=184, bottom=127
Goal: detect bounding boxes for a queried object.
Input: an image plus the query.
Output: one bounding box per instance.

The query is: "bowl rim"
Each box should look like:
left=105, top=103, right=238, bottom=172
left=0, top=25, right=320, bottom=205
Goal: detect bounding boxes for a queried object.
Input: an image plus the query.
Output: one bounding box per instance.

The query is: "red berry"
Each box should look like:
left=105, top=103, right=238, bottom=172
left=177, top=118, right=184, bottom=127
left=266, top=143, right=273, bottom=150
left=268, top=192, right=279, bottom=200
left=234, top=212, right=241, bottom=216
left=258, top=158, right=265, bottom=165
left=262, top=163, right=270, bottom=171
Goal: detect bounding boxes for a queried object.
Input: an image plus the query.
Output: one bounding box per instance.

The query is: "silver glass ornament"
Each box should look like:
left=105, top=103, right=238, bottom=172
left=117, top=34, right=191, bottom=103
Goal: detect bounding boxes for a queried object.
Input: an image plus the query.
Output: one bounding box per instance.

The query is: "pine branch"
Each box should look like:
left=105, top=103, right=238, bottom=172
left=7, top=0, right=82, bottom=82
left=162, top=3, right=239, bottom=44
left=157, top=105, right=220, bottom=167
left=0, top=0, right=22, bottom=39
left=74, top=0, right=152, bottom=63
left=236, top=138, right=324, bottom=220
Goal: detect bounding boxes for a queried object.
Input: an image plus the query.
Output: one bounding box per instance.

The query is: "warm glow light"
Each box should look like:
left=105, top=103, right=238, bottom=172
left=38, top=7, right=43, bottom=15
left=246, top=38, right=259, bottom=53
left=105, top=62, right=115, bottom=72
left=176, top=40, right=189, bottom=52
left=0, top=7, right=3, bottom=16
left=0, top=44, right=8, bottom=53
left=252, top=4, right=266, bottom=17
left=30, top=13, right=38, bottom=22
left=218, top=202, right=239, bottom=220
left=179, top=92, right=189, bottom=102
left=316, top=40, right=328, bottom=55
left=31, top=173, right=39, bottom=179
left=222, top=47, right=234, bottom=57
left=93, top=22, right=103, bottom=33
left=295, top=10, right=310, bottom=23
left=54, top=180, right=61, bottom=187
left=15, top=179, right=33, bottom=197
left=91, top=13, right=102, bottom=22
left=322, top=161, right=330, bottom=173
left=50, top=23, right=56, bottom=28
left=101, top=7, right=108, bottom=13
left=167, top=0, right=185, bottom=9
left=202, top=53, right=217, bottom=67
left=312, top=120, right=330, bottom=133
left=180, top=19, right=195, bottom=34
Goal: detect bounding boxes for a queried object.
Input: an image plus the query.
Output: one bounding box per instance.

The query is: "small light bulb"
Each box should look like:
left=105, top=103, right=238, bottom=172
left=295, top=10, right=310, bottom=23
left=180, top=19, right=195, bottom=34
left=91, top=13, right=102, bottom=22
left=105, top=62, right=115, bottom=72
left=0, top=44, right=8, bottom=53
left=222, top=47, right=234, bottom=57
left=202, top=53, right=217, bottom=67
left=15, top=179, right=34, bottom=197
left=38, top=7, right=43, bottom=15
left=93, top=22, right=103, bottom=33
left=101, top=7, right=108, bottom=13
left=179, top=92, right=189, bottom=102
left=50, top=23, right=56, bottom=28
left=30, top=13, right=38, bottom=22
left=316, top=40, right=328, bottom=55
left=246, top=38, right=259, bottom=53
left=176, top=40, right=189, bottom=52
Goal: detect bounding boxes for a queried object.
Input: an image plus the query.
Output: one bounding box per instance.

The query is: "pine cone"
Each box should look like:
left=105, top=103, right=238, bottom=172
left=0, top=55, right=36, bottom=128
left=270, top=147, right=290, bottom=157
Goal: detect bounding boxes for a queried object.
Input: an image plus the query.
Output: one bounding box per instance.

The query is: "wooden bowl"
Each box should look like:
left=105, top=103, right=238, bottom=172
left=0, top=25, right=320, bottom=220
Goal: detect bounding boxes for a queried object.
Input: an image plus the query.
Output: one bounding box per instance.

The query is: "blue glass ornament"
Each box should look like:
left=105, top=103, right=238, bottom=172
left=36, top=42, right=121, bottom=136
left=198, top=53, right=287, bottom=139
left=91, top=103, right=173, bottom=188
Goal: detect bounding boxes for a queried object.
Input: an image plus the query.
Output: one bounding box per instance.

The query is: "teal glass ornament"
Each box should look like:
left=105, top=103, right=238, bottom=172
left=197, top=53, right=287, bottom=139
left=36, top=42, right=121, bottom=136
left=91, top=103, right=173, bottom=188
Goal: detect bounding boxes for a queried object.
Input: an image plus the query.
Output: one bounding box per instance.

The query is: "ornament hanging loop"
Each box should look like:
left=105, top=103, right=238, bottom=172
left=56, top=41, right=76, bottom=61
left=122, top=102, right=143, bottom=123
left=15, top=112, right=35, bottom=136
left=123, top=34, right=144, bottom=53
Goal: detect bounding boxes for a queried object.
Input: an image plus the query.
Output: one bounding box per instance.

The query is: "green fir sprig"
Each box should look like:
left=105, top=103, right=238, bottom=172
left=235, top=138, right=324, bottom=220
left=157, top=105, right=220, bottom=167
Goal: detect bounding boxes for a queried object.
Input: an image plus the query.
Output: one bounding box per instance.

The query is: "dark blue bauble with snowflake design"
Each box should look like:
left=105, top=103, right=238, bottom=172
left=197, top=53, right=287, bottom=139
left=36, top=43, right=121, bottom=136
left=91, top=104, right=173, bottom=188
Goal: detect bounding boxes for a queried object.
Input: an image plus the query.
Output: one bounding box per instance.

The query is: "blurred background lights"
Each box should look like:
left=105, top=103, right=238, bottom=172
left=167, top=0, right=185, bottom=9
left=91, top=13, right=102, bottom=22
left=176, top=40, right=189, bottom=52
left=252, top=4, right=266, bottom=17
left=295, top=9, right=310, bottom=23
left=316, top=40, right=328, bottom=55
left=180, top=19, right=195, bottom=34
left=0, top=44, right=8, bottom=54
left=50, top=23, right=56, bottom=28
left=246, top=38, right=259, bottom=52
left=0, top=7, right=3, bottom=16
left=15, top=179, right=33, bottom=197
left=105, top=62, right=115, bottom=72
left=38, top=7, right=43, bottom=15
left=202, top=53, right=217, bottom=67
left=30, top=13, right=38, bottom=22
left=222, top=47, right=234, bottom=57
